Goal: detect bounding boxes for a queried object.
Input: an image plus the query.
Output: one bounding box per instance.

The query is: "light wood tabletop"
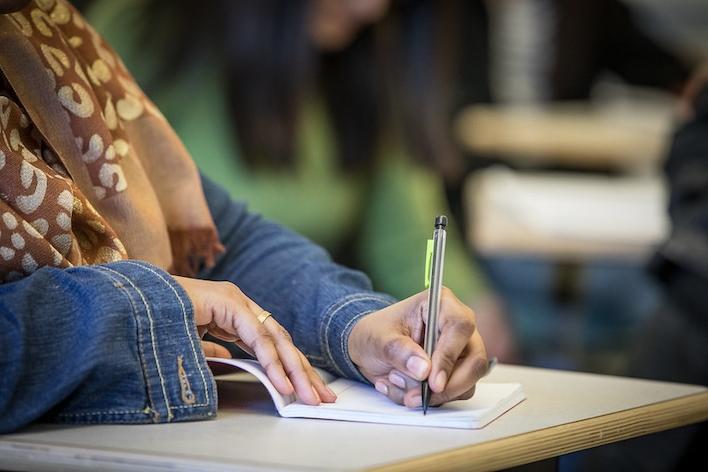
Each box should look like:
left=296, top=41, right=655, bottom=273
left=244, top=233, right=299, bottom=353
left=1, top=365, right=706, bottom=472
left=454, top=103, right=674, bottom=171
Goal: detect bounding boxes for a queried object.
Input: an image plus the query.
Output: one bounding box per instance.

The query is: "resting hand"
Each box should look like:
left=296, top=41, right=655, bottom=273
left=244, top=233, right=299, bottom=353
left=348, top=287, right=488, bottom=407
left=173, top=276, right=336, bottom=405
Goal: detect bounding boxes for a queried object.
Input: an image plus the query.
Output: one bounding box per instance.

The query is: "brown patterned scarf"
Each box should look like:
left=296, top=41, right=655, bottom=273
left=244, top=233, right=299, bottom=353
left=0, top=0, right=223, bottom=283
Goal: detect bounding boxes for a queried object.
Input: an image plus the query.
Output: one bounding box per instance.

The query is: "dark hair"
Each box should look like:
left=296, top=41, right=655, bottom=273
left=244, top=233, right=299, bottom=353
left=85, top=0, right=462, bottom=178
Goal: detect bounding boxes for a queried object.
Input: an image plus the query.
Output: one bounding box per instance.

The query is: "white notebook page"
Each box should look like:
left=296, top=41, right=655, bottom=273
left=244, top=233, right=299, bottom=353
left=208, top=357, right=525, bottom=429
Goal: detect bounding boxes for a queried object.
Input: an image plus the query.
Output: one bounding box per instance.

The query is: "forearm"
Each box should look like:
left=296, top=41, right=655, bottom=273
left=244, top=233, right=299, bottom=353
left=0, top=261, right=216, bottom=433
left=200, top=176, right=395, bottom=381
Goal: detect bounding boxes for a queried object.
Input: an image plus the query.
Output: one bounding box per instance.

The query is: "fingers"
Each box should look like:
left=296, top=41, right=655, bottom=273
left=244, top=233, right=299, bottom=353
left=386, top=370, right=417, bottom=394
left=428, top=290, right=477, bottom=393
left=210, top=292, right=297, bottom=399
left=245, top=324, right=296, bottom=397
left=371, top=370, right=421, bottom=407
left=430, top=330, right=487, bottom=406
left=370, top=288, right=488, bottom=409
left=380, top=335, right=431, bottom=382
left=207, top=324, right=239, bottom=343
left=299, top=352, right=337, bottom=403
left=373, top=376, right=426, bottom=408
left=374, top=350, right=486, bottom=409
left=201, top=340, right=232, bottom=359
left=373, top=377, right=407, bottom=405
left=192, top=280, right=324, bottom=406
left=259, top=318, right=324, bottom=405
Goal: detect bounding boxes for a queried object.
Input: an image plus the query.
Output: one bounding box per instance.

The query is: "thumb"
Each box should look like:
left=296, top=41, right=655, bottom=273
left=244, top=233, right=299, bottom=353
left=381, top=335, right=431, bottom=381
left=201, top=340, right=232, bottom=359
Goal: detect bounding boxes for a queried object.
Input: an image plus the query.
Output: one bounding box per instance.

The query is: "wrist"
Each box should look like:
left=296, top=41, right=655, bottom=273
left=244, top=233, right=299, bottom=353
left=347, top=314, right=369, bottom=370
left=321, top=293, right=395, bottom=381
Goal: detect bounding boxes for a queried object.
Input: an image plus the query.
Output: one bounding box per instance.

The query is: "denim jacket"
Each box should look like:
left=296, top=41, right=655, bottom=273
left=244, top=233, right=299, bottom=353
left=0, top=176, right=395, bottom=433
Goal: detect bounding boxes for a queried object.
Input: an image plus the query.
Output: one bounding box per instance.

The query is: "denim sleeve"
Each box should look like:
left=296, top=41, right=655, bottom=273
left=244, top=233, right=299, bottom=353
left=0, top=261, right=216, bottom=433
left=200, top=175, right=396, bottom=382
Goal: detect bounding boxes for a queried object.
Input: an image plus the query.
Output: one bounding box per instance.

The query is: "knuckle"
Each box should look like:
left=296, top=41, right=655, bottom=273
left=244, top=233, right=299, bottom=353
left=446, top=317, right=475, bottom=337
left=277, top=325, right=293, bottom=343
left=439, top=352, right=458, bottom=371
left=217, top=280, right=234, bottom=291
left=253, top=330, right=276, bottom=348
left=444, top=317, right=474, bottom=338
left=470, top=356, right=489, bottom=380
left=219, top=281, right=243, bottom=297
left=459, top=386, right=476, bottom=401
left=382, top=337, right=406, bottom=362
left=262, top=357, right=284, bottom=373
left=435, top=390, right=452, bottom=405
left=283, top=361, right=304, bottom=377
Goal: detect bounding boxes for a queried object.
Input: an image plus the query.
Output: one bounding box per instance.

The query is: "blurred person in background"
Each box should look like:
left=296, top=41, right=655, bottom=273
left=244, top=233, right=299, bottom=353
left=567, top=82, right=708, bottom=472
left=447, top=0, right=700, bottom=371
left=75, top=0, right=518, bottom=360
left=454, top=0, right=694, bottom=110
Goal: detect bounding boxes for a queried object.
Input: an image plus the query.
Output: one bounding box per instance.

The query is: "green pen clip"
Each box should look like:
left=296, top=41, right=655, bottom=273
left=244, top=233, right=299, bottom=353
left=424, top=238, right=433, bottom=288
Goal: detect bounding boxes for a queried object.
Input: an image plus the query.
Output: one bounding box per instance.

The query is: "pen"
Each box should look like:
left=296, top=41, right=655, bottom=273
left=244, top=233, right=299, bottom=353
left=422, top=215, right=447, bottom=415
left=485, top=356, right=498, bottom=376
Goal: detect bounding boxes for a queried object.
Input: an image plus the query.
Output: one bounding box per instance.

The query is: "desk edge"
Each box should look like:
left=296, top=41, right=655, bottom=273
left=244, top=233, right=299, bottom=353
left=369, top=390, right=708, bottom=472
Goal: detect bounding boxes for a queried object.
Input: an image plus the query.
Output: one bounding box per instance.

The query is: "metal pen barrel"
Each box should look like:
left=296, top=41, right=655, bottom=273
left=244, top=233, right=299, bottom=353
left=422, top=216, right=447, bottom=414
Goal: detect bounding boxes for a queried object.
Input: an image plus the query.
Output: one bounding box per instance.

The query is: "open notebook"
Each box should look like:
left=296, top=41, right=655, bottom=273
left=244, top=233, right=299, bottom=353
left=207, top=357, right=525, bottom=429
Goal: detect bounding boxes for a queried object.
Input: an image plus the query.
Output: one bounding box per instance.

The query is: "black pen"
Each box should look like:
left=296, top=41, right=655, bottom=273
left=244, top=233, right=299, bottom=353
left=422, top=215, right=447, bottom=414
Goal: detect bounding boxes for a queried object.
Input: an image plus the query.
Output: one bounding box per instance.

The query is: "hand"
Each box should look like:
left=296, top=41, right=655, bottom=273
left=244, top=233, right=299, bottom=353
left=678, top=64, right=708, bottom=120
left=173, top=276, right=336, bottom=405
left=348, top=287, right=488, bottom=408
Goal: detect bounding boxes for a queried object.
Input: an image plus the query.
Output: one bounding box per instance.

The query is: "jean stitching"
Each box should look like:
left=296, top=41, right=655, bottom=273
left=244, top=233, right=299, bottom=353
left=321, top=294, right=373, bottom=375
left=98, top=265, right=172, bottom=419
left=169, top=404, right=212, bottom=410
left=321, top=294, right=392, bottom=377
left=122, top=261, right=211, bottom=409
left=56, top=413, right=214, bottom=424
left=93, top=266, right=159, bottom=419
left=321, top=294, right=393, bottom=360
left=57, top=409, right=148, bottom=417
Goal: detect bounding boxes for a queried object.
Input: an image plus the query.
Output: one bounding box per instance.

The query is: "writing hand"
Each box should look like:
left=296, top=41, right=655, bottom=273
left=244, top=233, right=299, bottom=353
left=173, top=276, right=336, bottom=405
left=348, top=287, right=488, bottom=407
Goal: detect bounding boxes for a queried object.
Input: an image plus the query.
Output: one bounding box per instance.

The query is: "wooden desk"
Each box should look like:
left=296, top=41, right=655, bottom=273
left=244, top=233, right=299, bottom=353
left=1, top=365, right=706, bottom=472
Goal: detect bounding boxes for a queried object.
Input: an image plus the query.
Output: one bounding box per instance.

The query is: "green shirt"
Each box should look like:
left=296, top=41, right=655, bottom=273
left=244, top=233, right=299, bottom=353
left=86, top=0, right=488, bottom=301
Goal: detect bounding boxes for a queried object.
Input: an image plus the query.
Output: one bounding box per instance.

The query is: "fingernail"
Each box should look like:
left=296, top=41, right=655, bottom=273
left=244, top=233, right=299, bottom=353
left=389, top=372, right=406, bottom=389
left=435, top=370, right=448, bottom=390
left=406, top=356, right=429, bottom=380
left=326, top=386, right=337, bottom=398
left=311, top=385, right=321, bottom=404
left=375, top=381, right=388, bottom=395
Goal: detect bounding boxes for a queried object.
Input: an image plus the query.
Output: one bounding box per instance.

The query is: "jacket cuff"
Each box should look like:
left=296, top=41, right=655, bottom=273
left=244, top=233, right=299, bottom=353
left=88, top=261, right=217, bottom=423
left=320, top=293, right=396, bottom=383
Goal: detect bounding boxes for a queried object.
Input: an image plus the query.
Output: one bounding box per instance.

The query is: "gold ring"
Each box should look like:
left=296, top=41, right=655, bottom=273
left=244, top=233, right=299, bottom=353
left=257, top=311, right=272, bottom=324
